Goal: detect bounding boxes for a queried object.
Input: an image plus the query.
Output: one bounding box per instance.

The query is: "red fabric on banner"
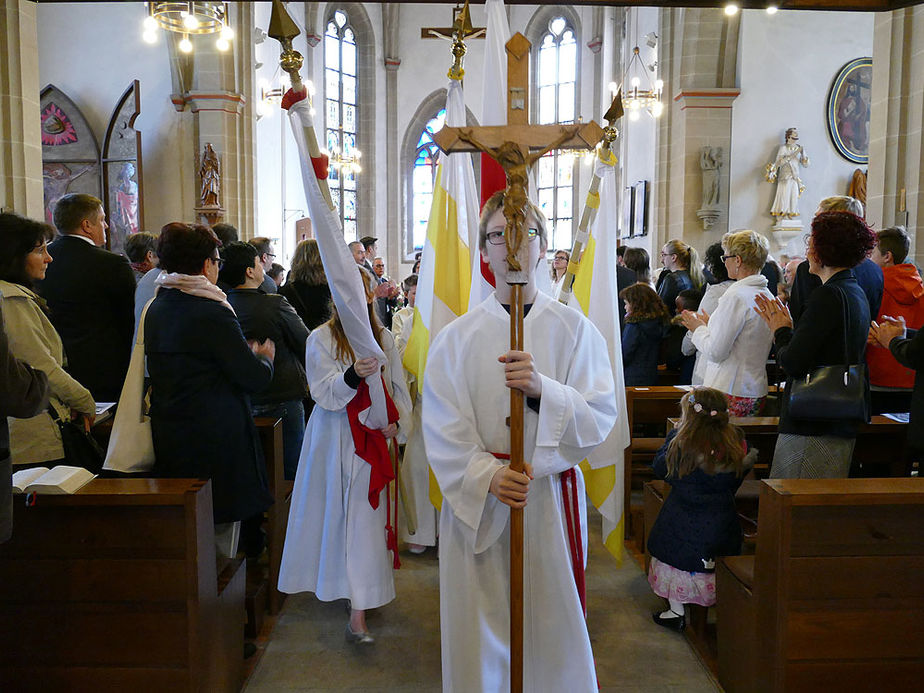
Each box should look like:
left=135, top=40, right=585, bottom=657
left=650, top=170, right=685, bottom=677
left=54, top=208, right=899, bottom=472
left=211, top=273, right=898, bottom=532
left=310, top=154, right=330, bottom=180
left=480, top=152, right=507, bottom=207
left=281, top=87, right=307, bottom=110
left=345, top=377, right=400, bottom=510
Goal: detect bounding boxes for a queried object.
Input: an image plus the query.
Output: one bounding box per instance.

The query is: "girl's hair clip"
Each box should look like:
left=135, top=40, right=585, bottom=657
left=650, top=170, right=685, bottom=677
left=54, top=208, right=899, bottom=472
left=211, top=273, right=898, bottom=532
left=692, top=402, right=718, bottom=416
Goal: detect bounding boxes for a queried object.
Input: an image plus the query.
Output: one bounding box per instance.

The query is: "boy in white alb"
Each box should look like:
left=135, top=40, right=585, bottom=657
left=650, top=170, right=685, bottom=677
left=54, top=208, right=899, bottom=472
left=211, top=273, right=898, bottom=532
left=422, top=192, right=618, bottom=692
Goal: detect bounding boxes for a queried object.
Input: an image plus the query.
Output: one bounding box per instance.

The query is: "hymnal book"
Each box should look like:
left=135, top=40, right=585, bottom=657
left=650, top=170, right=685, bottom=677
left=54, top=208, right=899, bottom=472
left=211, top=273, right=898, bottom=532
left=11, top=466, right=96, bottom=495
left=95, top=402, right=116, bottom=424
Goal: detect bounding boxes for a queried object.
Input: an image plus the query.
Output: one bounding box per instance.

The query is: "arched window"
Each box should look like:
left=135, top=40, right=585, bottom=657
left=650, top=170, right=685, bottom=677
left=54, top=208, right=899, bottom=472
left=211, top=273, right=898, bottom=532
left=324, top=9, right=358, bottom=239
left=410, top=108, right=446, bottom=253
left=534, top=15, right=577, bottom=252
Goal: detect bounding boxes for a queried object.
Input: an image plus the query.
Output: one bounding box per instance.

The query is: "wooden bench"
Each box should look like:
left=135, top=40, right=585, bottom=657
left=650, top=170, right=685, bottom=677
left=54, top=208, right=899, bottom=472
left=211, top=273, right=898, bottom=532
left=254, top=416, right=293, bottom=616
left=716, top=478, right=924, bottom=692
left=0, top=479, right=245, bottom=692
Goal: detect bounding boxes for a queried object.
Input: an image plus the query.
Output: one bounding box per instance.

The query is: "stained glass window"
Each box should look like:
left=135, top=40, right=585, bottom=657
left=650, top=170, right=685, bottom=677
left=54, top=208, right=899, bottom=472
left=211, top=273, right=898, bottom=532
left=410, top=108, right=447, bottom=252
left=535, top=17, right=577, bottom=252
left=325, top=10, right=358, bottom=237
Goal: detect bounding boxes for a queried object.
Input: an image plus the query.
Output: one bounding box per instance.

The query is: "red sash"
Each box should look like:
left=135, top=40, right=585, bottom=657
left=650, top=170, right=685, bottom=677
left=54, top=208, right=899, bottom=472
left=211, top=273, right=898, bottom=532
left=345, top=377, right=401, bottom=568
left=491, top=453, right=586, bottom=613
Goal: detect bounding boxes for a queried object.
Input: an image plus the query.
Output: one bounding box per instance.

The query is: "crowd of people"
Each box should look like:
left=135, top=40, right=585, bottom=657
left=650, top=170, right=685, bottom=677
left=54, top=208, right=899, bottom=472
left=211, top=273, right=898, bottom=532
left=1, top=187, right=920, bottom=684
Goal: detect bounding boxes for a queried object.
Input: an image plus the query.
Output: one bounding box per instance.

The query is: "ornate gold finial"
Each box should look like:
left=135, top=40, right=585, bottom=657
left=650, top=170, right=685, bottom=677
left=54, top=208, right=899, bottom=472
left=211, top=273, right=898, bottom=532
left=601, top=92, right=623, bottom=150
left=269, top=0, right=304, bottom=91
left=447, top=0, right=472, bottom=81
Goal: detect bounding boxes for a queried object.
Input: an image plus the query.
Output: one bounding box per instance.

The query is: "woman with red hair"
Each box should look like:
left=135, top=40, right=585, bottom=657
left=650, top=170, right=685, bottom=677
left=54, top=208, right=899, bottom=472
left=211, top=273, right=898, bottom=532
left=754, top=211, right=877, bottom=478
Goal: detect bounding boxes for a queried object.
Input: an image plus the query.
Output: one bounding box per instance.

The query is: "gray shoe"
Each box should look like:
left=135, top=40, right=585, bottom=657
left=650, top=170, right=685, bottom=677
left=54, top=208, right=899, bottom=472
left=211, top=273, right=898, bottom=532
left=345, top=625, right=375, bottom=645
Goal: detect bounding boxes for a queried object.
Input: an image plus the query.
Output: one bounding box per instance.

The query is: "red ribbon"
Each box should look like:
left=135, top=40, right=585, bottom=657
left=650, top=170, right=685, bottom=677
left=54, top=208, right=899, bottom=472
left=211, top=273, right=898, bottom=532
left=346, top=377, right=401, bottom=566
left=310, top=154, right=329, bottom=180
left=560, top=468, right=587, bottom=615
left=490, top=453, right=587, bottom=614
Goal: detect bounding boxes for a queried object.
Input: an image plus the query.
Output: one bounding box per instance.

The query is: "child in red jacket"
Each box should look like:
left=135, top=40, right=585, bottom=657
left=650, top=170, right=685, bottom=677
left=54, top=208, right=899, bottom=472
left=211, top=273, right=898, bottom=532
left=868, top=226, right=924, bottom=413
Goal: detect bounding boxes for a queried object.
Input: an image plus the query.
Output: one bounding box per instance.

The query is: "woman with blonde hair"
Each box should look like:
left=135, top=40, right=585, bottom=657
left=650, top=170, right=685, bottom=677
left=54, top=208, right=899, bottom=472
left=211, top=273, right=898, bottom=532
left=280, top=238, right=332, bottom=330
left=680, top=230, right=774, bottom=416
left=279, top=265, right=411, bottom=644
left=657, top=239, right=704, bottom=315
left=549, top=249, right=570, bottom=298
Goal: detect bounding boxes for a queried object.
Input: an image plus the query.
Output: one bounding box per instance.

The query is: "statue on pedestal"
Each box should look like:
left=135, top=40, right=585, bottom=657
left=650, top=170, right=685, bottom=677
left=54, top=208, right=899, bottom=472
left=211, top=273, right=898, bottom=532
left=195, top=143, right=224, bottom=226
left=696, top=146, right=722, bottom=230
left=765, top=127, right=809, bottom=231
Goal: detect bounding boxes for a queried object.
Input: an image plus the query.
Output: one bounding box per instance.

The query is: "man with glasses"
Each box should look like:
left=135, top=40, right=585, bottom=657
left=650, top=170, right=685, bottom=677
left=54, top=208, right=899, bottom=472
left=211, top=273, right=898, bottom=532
left=422, top=190, right=618, bottom=692
left=248, top=236, right=279, bottom=294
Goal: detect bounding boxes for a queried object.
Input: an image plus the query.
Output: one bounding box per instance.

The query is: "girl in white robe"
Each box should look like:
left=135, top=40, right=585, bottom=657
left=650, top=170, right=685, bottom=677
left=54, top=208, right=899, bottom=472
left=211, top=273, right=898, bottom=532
left=278, top=285, right=411, bottom=643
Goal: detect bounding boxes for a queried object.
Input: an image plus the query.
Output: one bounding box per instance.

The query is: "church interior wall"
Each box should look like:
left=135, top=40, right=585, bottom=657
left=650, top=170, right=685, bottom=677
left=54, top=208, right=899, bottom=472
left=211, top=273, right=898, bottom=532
left=729, top=9, right=874, bottom=245
left=36, top=1, right=190, bottom=234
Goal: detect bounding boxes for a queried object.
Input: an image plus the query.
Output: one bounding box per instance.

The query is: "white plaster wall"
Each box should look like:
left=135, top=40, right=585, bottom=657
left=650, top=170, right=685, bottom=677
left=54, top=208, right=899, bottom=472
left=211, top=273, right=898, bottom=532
left=729, top=9, right=874, bottom=237
left=37, top=1, right=189, bottom=233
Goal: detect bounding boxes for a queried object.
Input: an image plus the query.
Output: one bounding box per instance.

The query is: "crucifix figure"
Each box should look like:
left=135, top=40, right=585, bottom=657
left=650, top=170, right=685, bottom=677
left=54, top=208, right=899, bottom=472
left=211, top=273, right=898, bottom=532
left=431, top=31, right=604, bottom=693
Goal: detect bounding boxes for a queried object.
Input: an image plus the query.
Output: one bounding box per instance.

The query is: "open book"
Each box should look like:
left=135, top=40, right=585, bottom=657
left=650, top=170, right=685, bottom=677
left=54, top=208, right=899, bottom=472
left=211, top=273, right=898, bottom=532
left=12, top=466, right=96, bottom=495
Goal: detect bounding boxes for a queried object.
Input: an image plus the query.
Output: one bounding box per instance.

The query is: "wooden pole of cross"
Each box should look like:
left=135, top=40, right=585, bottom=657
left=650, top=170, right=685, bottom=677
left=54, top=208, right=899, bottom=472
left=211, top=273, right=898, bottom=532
left=431, top=32, right=603, bottom=693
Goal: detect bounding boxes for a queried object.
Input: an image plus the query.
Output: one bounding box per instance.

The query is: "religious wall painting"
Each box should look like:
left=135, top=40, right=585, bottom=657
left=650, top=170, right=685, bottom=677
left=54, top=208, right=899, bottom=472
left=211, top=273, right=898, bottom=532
left=40, top=85, right=101, bottom=227
left=102, top=81, right=143, bottom=256
left=621, top=185, right=635, bottom=238
left=826, top=57, right=872, bottom=165
left=633, top=180, right=649, bottom=237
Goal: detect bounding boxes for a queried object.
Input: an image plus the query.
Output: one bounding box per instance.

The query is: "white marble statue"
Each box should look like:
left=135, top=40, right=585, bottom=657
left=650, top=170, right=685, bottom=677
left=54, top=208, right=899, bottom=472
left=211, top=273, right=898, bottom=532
left=697, top=146, right=723, bottom=229
left=765, top=127, right=809, bottom=228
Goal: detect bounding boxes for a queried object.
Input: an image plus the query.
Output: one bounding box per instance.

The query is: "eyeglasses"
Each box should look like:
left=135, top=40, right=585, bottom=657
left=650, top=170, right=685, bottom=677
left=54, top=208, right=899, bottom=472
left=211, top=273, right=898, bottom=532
left=721, top=254, right=739, bottom=262
left=210, top=256, right=224, bottom=269
left=802, top=234, right=812, bottom=246
left=486, top=228, right=539, bottom=246
left=554, top=255, right=568, bottom=261
left=265, top=253, right=276, bottom=260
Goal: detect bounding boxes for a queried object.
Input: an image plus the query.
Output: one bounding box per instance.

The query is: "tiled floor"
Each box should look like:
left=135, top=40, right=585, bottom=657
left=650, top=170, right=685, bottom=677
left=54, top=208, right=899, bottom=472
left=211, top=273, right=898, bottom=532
left=245, top=508, right=720, bottom=692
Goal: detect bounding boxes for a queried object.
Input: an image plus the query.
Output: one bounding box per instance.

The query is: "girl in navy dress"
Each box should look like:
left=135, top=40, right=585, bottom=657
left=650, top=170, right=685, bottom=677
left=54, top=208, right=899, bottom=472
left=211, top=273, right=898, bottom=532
left=647, top=386, right=754, bottom=631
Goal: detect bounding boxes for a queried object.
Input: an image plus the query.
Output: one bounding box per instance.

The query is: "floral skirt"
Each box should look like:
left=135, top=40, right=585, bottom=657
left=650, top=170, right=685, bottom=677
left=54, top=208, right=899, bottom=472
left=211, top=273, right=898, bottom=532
left=648, top=557, right=716, bottom=607
left=726, top=394, right=764, bottom=418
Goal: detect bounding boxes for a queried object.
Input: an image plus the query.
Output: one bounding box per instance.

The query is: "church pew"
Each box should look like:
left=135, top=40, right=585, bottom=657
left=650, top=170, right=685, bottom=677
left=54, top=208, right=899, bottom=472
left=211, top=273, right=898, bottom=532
left=716, top=478, right=924, bottom=692
left=0, top=479, right=245, bottom=692
left=254, top=416, right=292, bottom=616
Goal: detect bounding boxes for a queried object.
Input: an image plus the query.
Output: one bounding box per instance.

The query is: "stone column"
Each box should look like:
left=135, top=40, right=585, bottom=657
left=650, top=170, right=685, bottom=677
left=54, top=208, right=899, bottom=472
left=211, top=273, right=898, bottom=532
left=383, top=3, right=401, bottom=273
left=867, top=6, right=924, bottom=263
left=653, top=8, right=739, bottom=254
left=171, top=2, right=257, bottom=235
left=0, top=0, right=42, bottom=217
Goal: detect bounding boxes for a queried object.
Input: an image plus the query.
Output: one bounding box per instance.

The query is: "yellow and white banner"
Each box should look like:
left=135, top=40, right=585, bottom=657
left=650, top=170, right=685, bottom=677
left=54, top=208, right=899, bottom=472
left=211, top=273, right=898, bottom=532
left=403, top=78, right=480, bottom=509
left=569, top=151, right=631, bottom=562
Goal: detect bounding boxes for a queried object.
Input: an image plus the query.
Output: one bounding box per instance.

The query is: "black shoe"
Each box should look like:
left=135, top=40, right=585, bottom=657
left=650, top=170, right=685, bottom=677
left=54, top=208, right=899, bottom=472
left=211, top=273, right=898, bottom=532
left=652, top=611, right=686, bottom=632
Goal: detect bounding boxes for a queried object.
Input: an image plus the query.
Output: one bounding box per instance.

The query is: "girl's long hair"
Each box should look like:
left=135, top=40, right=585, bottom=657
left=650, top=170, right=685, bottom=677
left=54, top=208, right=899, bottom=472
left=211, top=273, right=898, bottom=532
left=666, top=387, right=746, bottom=478
left=290, top=239, right=327, bottom=285
left=664, top=239, right=705, bottom=291
left=326, top=266, right=384, bottom=364
left=619, top=282, right=669, bottom=323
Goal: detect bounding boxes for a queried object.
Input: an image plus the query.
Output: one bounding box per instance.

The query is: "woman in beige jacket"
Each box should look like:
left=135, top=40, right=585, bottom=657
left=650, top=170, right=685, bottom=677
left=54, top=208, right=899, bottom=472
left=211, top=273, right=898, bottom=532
left=0, top=213, right=95, bottom=466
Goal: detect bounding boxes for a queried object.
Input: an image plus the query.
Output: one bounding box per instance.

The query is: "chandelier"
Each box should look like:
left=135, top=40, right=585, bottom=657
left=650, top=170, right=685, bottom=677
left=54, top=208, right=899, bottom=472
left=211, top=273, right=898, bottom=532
left=142, top=2, right=234, bottom=53
left=328, top=145, right=363, bottom=175
left=618, top=46, right=664, bottom=120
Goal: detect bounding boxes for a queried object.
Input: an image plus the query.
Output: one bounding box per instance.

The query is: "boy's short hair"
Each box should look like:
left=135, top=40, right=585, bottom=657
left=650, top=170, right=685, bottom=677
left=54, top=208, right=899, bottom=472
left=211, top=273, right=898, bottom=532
left=53, top=193, right=102, bottom=234
left=267, top=262, right=285, bottom=280
left=478, top=190, right=548, bottom=251
left=249, top=236, right=273, bottom=257
left=218, top=241, right=259, bottom=288
left=676, top=289, right=701, bottom=312
left=401, top=273, right=418, bottom=293
left=877, top=226, right=910, bottom=264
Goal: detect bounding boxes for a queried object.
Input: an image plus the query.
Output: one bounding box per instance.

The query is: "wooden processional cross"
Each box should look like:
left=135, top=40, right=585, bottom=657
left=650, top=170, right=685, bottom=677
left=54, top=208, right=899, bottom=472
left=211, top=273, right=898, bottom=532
left=431, top=33, right=603, bottom=693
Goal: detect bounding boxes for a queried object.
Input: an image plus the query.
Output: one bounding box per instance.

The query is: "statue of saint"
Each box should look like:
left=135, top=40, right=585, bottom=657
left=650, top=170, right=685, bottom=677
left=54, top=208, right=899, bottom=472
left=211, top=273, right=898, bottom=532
left=199, top=144, right=220, bottom=208
left=700, top=146, right=722, bottom=209
left=766, top=128, right=809, bottom=221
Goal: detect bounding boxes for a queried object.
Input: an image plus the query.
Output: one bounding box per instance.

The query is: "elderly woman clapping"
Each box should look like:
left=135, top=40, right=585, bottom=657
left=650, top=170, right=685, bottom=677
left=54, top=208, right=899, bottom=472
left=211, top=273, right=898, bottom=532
left=680, top=231, right=774, bottom=416
left=754, top=211, right=876, bottom=478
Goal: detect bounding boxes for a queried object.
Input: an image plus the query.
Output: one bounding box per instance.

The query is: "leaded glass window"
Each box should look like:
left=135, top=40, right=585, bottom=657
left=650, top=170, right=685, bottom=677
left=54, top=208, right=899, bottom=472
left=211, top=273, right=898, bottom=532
left=325, top=10, right=358, bottom=239
left=535, top=17, right=577, bottom=252
left=410, top=108, right=446, bottom=252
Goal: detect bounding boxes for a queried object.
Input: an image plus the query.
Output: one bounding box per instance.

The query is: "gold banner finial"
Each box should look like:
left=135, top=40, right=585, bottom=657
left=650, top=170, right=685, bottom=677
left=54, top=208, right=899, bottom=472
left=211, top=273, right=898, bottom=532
left=447, top=0, right=473, bottom=81
left=269, top=0, right=304, bottom=91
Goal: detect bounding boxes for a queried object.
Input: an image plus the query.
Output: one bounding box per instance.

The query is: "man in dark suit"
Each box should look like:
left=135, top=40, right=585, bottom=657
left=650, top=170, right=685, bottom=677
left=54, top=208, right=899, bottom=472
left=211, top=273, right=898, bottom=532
left=248, top=236, right=279, bottom=294
left=37, top=193, right=135, bottom=402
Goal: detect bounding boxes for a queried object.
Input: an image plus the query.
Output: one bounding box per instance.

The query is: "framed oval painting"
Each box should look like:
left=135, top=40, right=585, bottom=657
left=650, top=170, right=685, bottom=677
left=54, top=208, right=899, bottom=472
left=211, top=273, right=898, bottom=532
left=826, top=57, right=872, bottom=164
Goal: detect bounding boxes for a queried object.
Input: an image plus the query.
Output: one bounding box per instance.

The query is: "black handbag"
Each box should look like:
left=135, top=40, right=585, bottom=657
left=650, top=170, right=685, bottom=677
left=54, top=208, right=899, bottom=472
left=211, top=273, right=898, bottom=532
left=787, top=286, right=868, bottom=423
left=48, top=406, right=105, bottom=473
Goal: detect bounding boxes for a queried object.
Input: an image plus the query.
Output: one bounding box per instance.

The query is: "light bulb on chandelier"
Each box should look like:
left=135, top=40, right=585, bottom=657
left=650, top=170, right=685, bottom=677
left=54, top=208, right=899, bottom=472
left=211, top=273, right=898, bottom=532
left=179, top=35, right=193, bottom=53
left=142, top=2, right=232, bottom=54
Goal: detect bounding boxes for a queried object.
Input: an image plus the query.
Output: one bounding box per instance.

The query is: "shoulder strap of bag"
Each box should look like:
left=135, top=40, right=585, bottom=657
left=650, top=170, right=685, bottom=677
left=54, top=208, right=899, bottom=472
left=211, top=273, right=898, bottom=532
left=834, top=284, right=850, bottom=369
left=137, top=298, right=155, bottom=347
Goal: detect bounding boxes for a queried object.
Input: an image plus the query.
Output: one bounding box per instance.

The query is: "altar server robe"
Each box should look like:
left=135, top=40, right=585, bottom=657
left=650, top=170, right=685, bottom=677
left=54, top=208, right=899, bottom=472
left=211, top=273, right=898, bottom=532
left=423, top=291, right=618, bottom=692
left=278, top=324, right=411, bottom=610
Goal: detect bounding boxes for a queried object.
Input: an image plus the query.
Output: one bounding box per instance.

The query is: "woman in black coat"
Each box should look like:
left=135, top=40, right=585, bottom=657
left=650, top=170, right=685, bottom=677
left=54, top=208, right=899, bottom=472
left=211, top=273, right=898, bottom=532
left=145, top=223, right=276, bottom=542
left=280, top=239, right=332, bottom=331
left=755, top=211, right=877, bottom=478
